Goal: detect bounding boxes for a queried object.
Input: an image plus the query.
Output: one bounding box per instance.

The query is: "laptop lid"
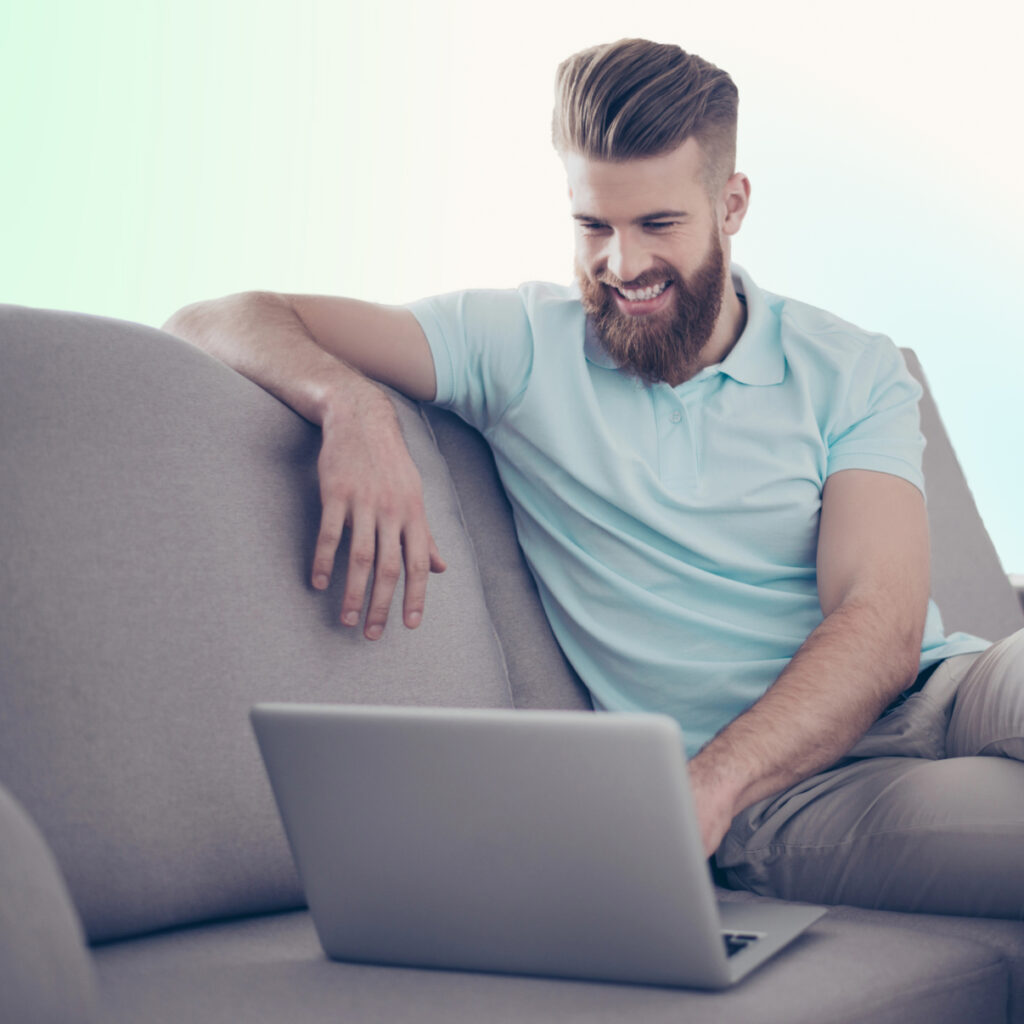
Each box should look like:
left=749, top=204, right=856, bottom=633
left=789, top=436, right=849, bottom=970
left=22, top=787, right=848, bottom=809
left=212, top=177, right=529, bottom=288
left=251, top=703, right=822, bottom=989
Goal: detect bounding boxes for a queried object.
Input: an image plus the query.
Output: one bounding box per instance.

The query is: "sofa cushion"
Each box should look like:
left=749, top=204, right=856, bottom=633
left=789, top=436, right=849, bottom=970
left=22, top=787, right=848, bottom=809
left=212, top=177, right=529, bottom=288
left=718, top=886, right=1024, bottom=1023
left=0, top=305, right=513, bottom=944
left=92, top=907, right=1008, bottom=1024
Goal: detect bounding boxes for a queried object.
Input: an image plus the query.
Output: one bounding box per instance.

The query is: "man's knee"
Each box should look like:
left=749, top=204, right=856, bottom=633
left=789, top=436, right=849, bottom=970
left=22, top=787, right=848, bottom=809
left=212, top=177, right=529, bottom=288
left=722, top=756, right=1024, bottom=916
left=948, top=627, right=1024, bottom=758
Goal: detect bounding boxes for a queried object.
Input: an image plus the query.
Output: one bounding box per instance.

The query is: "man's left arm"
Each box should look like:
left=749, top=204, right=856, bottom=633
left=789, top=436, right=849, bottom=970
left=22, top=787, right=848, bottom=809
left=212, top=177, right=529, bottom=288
left=688, top=468, right=931, bottom=857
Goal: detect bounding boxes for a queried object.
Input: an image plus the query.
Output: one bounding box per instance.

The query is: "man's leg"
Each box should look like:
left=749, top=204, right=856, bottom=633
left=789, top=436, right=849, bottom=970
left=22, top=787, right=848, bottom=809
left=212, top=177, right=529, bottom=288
left=947, top=627, right=1024, bottom=760
left=716, top=630, right=1024, bottom=918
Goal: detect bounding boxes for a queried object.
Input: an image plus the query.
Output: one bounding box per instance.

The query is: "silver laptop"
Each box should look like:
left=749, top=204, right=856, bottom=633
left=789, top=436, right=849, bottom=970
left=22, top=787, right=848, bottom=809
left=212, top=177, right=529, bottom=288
left=251, top=703, right=824, bottom=989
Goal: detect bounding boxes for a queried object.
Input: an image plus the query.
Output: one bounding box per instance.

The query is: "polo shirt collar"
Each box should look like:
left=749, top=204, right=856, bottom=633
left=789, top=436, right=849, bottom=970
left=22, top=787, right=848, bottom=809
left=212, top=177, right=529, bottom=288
left=581, top=263, right=786, bottom=387
left=720, top=264, right=786, bottom=386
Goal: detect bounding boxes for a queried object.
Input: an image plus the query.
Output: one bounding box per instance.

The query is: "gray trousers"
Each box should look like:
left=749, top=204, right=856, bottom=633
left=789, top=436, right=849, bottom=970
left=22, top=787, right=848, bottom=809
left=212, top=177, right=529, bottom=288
left=715, top=627, right=1024, bottom=918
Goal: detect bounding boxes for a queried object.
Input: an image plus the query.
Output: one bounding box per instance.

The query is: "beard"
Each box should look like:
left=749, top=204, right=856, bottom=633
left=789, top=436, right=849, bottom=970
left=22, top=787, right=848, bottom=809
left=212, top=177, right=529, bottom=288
left=576, top=227, right=727, bottom=386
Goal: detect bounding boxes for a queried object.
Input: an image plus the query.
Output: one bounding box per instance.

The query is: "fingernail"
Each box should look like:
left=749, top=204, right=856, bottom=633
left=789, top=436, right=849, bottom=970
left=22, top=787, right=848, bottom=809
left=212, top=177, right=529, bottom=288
left=314, top=574, right=329, bottom=589
left=366, top=625, right=383, bottom=640
left=407, top=611, right=422, bottom=628
left=343, top=611, right=359, bottom=626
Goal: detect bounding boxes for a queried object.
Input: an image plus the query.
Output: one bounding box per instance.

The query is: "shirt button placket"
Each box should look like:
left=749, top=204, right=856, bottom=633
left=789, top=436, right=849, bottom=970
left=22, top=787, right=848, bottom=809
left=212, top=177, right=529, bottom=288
left=656, top=392, right=697, bottom=493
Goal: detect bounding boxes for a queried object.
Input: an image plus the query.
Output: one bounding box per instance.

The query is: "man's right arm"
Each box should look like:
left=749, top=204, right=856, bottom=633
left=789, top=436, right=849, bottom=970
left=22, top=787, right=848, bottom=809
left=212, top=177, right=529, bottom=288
left=162, top=290, right=446, bottom=639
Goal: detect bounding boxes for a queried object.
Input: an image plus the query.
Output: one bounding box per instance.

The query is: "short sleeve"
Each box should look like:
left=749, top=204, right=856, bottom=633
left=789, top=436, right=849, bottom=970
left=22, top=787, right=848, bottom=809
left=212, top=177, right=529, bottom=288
left=825, top=339, right=926, bottom=495
left=404, top=288, right=534, bottom=434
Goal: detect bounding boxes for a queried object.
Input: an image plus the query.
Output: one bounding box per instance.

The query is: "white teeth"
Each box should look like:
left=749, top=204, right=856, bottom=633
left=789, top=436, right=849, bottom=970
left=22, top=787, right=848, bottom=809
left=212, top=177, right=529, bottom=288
left=617, top=280, right=669, bottom=302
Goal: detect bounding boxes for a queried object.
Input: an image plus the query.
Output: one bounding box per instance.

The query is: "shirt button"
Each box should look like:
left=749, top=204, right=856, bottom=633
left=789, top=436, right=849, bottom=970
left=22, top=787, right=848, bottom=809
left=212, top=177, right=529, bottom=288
left=670, top=410, right=682, bottom=423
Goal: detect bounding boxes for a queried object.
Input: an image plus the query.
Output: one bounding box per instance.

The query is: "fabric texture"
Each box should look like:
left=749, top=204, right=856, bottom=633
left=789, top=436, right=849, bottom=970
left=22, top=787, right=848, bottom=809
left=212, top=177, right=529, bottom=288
left=406, top=266, right=991, bottom=756
left=0, top=782, right=99, bottom=1024
left=423, top=405, right=592, bottom=711
left=0, top=304, right=513, bottom=944
left=718, top=630, right=1024, bottom=918
left=92, top=907, right=1008, bottom=1024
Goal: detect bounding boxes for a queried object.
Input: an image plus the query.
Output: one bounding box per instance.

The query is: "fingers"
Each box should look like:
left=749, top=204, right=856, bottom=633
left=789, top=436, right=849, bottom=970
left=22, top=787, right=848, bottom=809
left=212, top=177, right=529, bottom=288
left=428, top=534, right=447, bottom=575
left=363, top=525, right=403, bottom=640
left=323, top=506, right=446, bottom=639
left=341, top=508, right=377, bottom=630
left=312, top=396, right=445, bottom=637
left=399, top=522, right=441, bottom=631
left=312, top=499, right=347, bottom=592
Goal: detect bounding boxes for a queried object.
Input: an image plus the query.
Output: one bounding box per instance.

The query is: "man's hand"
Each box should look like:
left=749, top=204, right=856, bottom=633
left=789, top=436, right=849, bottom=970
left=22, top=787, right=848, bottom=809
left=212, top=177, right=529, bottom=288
left=686, top=751, right=743, bottom=857
left=162, top=291, right=446, bottom=639
left=314, top=382, right=446, bottom=639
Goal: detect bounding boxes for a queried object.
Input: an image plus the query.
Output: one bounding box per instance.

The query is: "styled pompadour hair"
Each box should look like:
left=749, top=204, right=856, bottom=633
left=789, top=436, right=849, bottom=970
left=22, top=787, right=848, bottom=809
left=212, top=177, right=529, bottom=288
left=552, top=38, right=739, bottom=194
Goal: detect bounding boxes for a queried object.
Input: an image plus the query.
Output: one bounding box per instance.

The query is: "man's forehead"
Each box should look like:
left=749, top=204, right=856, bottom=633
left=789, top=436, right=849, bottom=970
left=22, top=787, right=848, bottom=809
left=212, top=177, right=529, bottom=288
left=564, top=139, right=707, bottom=213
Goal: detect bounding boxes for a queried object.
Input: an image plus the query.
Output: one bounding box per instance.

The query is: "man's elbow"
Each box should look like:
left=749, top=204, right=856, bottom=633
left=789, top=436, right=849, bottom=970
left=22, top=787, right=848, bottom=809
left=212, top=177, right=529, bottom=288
left=837, top=590, right=927, bottom=690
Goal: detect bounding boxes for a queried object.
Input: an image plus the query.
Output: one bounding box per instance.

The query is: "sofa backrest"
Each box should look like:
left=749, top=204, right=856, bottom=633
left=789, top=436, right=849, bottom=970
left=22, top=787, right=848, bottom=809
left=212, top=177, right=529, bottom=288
left=902, top=349, right=1023, bottom=641
left=0, top=305, right=542, bottom=945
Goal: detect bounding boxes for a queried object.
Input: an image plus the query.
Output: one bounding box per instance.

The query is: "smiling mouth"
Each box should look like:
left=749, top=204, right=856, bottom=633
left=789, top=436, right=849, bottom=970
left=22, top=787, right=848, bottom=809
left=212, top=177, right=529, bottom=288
left=608, top=279, right=674, bottom=315
left=614, top=280, right=670, bottom=302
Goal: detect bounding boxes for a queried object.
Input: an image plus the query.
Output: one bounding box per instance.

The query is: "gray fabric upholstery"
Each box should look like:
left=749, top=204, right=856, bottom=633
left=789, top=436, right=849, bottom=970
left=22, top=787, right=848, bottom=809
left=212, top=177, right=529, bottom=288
left=903, top=349, right=1023, bottom=641
left=424, top=406, right=592, bottom=711
left=0, top=304, right=513, bottom=945
left=718, top=886, right=1024, bottom=1022
left=0, top=782, right=99, bottom=1024
left=92, top=908, right=1008, bottom=1024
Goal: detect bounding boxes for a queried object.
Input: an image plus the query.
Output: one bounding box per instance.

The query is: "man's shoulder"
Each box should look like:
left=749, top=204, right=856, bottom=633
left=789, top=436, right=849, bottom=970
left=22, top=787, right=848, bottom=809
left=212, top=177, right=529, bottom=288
left=756, top=279, right=903, bottom=378
left=514, top=280, right=583, bottom=312
left=419, top=280, right=581, bottom=327
left=508, top=281, right=586, bottom=346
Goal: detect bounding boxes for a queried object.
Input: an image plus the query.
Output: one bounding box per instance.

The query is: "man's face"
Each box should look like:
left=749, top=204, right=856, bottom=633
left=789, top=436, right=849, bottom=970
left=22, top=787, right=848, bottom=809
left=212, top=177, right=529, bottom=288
left=566, top=139, right=729, bottom=386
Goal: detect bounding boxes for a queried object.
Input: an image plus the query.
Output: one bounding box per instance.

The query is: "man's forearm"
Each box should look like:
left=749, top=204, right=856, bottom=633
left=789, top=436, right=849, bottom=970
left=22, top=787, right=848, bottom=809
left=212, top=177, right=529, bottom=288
left=162, top=290, right=446, bottom=636
left=163, top=291, right=371, bottom=426
left=689, top=596, right=923, bottom=832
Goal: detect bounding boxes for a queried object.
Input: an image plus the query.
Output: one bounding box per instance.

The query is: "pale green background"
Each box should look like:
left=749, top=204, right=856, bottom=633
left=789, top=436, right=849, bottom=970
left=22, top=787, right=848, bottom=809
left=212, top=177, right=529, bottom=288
left=2, top=0, right=1021, bottom=572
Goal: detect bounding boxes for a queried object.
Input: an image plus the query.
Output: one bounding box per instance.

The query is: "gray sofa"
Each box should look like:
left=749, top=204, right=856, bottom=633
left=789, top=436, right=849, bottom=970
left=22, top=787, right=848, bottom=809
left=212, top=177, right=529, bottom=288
left=2, top=302, right=1023, bottom=1024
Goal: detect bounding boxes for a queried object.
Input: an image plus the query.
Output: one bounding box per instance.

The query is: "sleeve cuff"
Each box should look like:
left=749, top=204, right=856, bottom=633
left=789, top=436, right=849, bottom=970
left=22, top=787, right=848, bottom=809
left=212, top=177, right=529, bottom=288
left=405, top=298, right=455, bottom=407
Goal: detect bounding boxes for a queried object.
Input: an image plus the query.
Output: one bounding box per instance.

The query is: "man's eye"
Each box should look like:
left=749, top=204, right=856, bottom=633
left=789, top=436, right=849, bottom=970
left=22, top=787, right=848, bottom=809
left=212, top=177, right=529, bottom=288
left=646, top=221, right=676, bottom=230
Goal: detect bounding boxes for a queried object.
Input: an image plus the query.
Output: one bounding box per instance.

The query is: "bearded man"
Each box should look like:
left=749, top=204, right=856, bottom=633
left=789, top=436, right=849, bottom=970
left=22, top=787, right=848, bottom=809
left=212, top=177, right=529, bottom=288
left=164, top=38, right=1024, bottom=918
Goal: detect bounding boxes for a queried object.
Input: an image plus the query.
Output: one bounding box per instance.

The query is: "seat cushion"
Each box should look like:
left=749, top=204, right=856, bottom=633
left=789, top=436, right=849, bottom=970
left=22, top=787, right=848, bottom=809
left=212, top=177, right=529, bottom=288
left=92, top=908, right=1007, bottom=1024
left=718, top=886, right=1024, bottom=1023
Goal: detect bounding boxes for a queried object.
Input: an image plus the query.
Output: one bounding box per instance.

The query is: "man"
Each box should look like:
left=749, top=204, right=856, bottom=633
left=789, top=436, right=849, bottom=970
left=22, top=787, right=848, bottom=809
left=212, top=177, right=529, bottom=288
left=165, top=39, right=1024, bottom=917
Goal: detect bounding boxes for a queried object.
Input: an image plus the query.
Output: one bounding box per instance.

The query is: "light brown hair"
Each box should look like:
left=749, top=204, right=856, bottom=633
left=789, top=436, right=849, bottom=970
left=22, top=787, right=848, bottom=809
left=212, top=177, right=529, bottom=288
left=552, top=39, right=738, bottom=194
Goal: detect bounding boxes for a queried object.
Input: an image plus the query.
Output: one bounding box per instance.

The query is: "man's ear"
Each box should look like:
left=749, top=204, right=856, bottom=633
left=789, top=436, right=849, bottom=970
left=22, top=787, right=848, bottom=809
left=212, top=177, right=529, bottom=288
left=720, top=172, right=751, bottom=236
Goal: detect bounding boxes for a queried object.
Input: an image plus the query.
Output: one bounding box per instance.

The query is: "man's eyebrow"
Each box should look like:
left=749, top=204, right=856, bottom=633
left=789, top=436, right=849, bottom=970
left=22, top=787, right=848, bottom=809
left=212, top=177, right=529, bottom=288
left=571, top=209, right=690, bottom=224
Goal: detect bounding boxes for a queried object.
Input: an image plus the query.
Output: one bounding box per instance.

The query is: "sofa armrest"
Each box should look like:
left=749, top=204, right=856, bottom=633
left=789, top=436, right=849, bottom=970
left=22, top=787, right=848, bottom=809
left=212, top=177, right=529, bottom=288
left=0, top=781, right=99, bottom=1024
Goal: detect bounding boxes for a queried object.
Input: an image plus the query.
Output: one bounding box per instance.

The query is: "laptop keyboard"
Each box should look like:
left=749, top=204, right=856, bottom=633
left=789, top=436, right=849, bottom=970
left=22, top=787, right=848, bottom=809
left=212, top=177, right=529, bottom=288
left=722, top=931, right=762, bottom=957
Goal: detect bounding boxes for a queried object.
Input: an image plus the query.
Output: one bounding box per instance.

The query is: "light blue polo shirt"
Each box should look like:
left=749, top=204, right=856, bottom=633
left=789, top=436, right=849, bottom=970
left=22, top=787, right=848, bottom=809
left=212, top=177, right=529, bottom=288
left=406, top=265, right=991, bottom=756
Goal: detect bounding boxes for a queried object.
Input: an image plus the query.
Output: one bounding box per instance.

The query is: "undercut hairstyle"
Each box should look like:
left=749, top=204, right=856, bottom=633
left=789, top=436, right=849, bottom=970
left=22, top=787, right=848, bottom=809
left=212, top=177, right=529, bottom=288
left=552, top=38, right=739, bottom=195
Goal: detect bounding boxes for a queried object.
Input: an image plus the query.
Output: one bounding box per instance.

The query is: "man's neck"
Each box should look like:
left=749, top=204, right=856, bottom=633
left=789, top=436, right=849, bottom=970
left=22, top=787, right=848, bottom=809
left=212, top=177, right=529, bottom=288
left=700, top=282, right=747, bottom=371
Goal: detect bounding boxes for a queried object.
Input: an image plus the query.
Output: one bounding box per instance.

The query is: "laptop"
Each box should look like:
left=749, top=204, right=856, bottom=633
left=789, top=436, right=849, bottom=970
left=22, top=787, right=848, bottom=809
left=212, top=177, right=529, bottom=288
left=250, top=703, right=824, bottom=989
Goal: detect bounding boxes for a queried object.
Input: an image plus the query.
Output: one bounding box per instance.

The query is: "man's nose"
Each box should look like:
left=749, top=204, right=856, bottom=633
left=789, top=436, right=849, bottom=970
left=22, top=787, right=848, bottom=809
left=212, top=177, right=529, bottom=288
left=605, top=232, right=651, bottom=285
